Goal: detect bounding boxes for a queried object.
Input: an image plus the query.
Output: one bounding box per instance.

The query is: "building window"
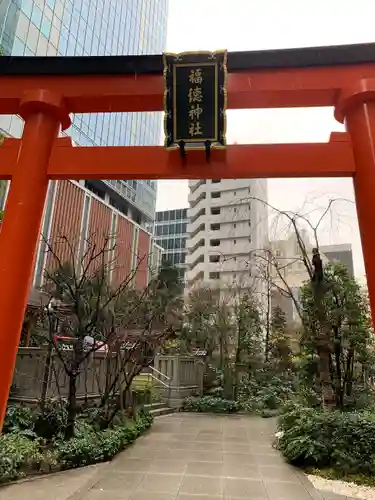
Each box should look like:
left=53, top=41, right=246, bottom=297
left=211, top=207, right=220, bottom=215
left=211, top=179, right=221, bottom=183
left=234, top=191, right=236, bottom=196
left=233, top=223, right=236, bottom=228
left=209, top=255, right=220, bottom=263
left=234, top=239, right=236, bottom=244
left=211, top=192, right=221, bottom=198
left=209, top=272, right=220, bottom=279
left=210, top=223, right=220, bottom=231
left=234, top=207, right=237, bottom=213
left=210, top=239, right=220, bottom=247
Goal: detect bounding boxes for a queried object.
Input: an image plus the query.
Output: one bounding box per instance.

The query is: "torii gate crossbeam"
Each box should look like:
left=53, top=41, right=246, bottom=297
left=1, top=42, right=375, bottom=429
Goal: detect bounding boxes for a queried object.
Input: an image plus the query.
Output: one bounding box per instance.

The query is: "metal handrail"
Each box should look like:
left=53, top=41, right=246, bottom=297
left=148, top=366, right=172, bottom=406
left=148, top=372, right=169, bottom=388
left=149, top=365, right=171, bottom=381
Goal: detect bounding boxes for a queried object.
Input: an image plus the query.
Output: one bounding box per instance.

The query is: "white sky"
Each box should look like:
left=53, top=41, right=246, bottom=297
left=156, top=0, right=375, bottom=281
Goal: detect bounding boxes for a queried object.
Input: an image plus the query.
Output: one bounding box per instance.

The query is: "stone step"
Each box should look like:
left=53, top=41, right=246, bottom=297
left=150, top=406, right=175, bottom=417
left=144, top=402, right=166, bottom=411
left=144, top=402, right=175, bottom=417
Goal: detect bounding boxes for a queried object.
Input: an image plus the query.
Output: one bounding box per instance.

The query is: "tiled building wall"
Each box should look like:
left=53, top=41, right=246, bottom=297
left=134, top=229, right=151, bottom=290
left=33, top=180, right=155, bottom=290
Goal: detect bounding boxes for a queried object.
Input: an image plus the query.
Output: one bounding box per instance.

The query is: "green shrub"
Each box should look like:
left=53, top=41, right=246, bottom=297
left=277, top=402, right=375, bottom=476
left=34, top=400, right=68, bottom=439
left=277, top=402, right=335, bottom=466
left=183, top=396, right=239, bottom=413
left=132, top=385, right=153, bottom=406
left=204, top=386, right=224, bottom=398
left=0, top=408, right=153, bottom=483
left=237, top=370, right=295, bottom=413
left=0, top=433, right=57, bottom=483
left=56, top=409, right=153, bottom=469
left=259, top=408, right=280, bottom=418
left=3, top=405, right=37, bottom=435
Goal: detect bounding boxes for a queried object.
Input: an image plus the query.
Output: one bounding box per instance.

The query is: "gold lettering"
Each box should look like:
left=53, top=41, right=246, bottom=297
left=189, top=122, right=203, bottom=137
left=188, top=86, right=203, bottom=103
left=188, top=103, right=203, bottom=120
left=189, top=68, right=203, bottom=84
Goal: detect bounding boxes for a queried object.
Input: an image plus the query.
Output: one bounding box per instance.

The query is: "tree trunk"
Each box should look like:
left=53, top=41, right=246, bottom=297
left=334, top=341, right=343, bottom=409
left=40, top=343, right=53, bottom=413
left=265, top=267, right=271, bottom=361
left=65, top=374, right=77, bottom=439
left=233, top=320, right=242, bottom=401
left=316, top=343, right=335, bottom=408
left=65, top=342, right=83, bottom=439
left=313, top=283, right=336, bottom=409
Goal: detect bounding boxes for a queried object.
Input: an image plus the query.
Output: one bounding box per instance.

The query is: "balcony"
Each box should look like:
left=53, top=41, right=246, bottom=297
left=189, top=182, right=207, bottom=202
left=189, top=222, right=205, bottom=240
left=189, top=190, right=206, bottom=208
left=189, top=254, right=205, bottom=271
left=189, top=179, right=206, bottom=194
left=189, top=207, right=206, bottom=225
left=187, top=237, right=205, bottom=258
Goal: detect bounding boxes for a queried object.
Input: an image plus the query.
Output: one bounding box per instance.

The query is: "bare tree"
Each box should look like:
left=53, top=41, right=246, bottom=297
left=35, top=234, right=178, bottom=437
left=245, top=197, right=358, bottom=408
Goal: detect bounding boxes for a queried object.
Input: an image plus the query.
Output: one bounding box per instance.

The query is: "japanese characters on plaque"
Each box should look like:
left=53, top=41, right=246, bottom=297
left=163, top=50, right=227, bottom=150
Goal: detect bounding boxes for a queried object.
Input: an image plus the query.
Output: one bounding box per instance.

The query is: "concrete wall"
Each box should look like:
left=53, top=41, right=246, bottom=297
left=11, top=347, right=123, bottom=401
left=11, top=349, right=204, bottom=409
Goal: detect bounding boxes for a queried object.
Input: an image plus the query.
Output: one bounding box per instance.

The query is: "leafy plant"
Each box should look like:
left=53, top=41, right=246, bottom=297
left=34, top=400, right=68, bottom=439
left=56, top=409, right=153, bottom=469
left=277, top=402, right=375, bottom=476
left=237, top=369, right=295, bottom=413
left=0, top=405, right=153, bottom=483
left=0, top=434, right=56, bottom=483
left=183, top=396, right=239, bottom=413
left=3, top=404, right=37, bottom=436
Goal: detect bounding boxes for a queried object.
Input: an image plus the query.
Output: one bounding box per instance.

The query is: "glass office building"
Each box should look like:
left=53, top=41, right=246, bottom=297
left=0, top=0, right=169, bottom=224
left=155, top=209, right=189, bottom=282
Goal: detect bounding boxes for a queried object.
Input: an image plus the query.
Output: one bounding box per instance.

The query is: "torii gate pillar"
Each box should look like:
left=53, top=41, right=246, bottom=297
left=0, top=90, right=70, bottom=426
left=336, top=79, right=375, bottom=321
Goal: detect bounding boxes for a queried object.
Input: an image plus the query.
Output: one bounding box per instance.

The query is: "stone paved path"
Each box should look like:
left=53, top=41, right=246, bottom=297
left=1, top=413, right=356, bottom=500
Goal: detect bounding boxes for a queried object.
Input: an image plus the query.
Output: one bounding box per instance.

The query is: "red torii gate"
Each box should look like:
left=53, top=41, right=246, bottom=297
left=0, top=43, right=375, bottom=428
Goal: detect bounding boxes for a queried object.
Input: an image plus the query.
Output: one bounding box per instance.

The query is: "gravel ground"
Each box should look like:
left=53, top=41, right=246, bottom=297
left=308, top=473, right=375, bottom=500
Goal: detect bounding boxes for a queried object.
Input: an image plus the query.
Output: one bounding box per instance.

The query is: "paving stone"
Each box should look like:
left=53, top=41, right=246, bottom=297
left=93, top=471, right=144, bottom=492
left=223, top=477, right=267, bottom=498
left=179, top=474, right=223, bottom=496
left=185, top=461, right=223, bottom=476
left=136, top=472, right=183, bottom=494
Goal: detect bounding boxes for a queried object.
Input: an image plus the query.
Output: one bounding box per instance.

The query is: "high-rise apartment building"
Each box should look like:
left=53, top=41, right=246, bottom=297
left=186, top=179, right=268, bottom=297
left=155, top=208, right=189, bottom=282
left=0, top=0, right=169, bottom=225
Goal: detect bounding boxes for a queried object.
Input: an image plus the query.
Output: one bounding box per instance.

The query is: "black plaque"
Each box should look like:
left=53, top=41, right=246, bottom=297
left=163, top=50, right=227, bottom=150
